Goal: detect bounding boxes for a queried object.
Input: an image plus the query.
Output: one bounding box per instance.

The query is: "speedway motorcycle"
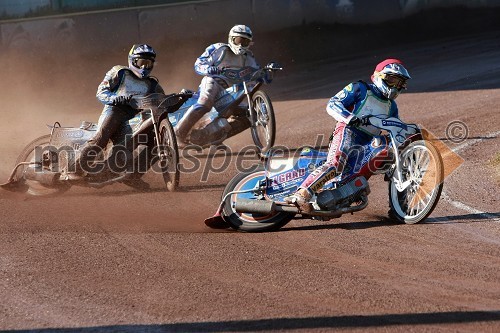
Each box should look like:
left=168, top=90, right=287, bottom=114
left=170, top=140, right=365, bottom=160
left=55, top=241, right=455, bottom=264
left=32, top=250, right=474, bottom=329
left=205, top=115, right=444, bottom=231
left=0, top=92, right=192, bottom=196
left=169, top=62, right=282, bottom=153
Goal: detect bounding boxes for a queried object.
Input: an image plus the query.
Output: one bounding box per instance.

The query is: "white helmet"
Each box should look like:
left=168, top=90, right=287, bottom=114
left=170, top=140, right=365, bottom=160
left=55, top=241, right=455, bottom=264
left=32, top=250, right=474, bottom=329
left=228, top=25, right=253, bottom=55
left=371, top=59, right=411, bottom=99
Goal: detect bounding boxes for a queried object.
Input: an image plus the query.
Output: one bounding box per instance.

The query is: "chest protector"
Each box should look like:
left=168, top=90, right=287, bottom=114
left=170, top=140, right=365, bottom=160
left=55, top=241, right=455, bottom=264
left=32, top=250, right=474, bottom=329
left=216, top=47, right=258, bottom=69
left=354, top=90, right=392, bottom=136
left=116, top=70, right=152, bottom=96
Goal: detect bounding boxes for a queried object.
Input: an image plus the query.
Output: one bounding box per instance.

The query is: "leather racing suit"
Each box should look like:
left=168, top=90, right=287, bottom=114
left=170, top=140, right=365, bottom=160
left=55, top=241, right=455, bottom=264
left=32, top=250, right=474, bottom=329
left=174, top=43, right=260, bottom=144
left=74, top=65, right=164, bottom=176
left=299, top=80, right=400, bottom=194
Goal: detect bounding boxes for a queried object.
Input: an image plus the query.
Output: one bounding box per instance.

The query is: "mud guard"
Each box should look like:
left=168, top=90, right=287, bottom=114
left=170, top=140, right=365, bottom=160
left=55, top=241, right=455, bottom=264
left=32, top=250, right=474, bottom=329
left=204, top=213, right=230, bottom=229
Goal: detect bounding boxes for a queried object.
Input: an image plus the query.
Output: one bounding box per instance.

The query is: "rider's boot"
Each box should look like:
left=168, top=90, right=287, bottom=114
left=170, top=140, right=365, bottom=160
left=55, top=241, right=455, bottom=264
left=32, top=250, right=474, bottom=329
left=284, top=188, right=313, bottom=214
left=65, top=153, right=85, bottom=181
left=65, top=169, right=85, bottom=181
left=174, top=105, right=208, bottom=148
left=121, top=173, right=150, bottom=191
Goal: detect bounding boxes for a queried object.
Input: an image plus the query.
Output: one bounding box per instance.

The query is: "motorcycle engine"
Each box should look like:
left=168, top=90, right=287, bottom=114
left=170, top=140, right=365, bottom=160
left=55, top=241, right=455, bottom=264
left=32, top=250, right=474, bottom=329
left=190, top=117, right=232, bottom=145
left=316, top=176, right=370, bottom=211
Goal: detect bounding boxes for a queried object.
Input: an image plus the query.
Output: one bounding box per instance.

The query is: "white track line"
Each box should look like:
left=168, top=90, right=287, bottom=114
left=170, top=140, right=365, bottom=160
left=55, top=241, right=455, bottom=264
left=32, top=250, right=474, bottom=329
left=441, top=192, right=500, bottom=222
left=442, top=130, right=499, bottom=221
left=451, top=130, right=500, bottom=153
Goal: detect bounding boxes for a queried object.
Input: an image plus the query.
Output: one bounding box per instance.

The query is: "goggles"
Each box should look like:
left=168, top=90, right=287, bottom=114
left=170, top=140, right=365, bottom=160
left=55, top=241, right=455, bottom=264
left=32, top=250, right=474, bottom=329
left=232, top=36, right=251, bottom=47
left=133, top=58, right=154, bottom=69
left=383, top=74, right=407, bottom=90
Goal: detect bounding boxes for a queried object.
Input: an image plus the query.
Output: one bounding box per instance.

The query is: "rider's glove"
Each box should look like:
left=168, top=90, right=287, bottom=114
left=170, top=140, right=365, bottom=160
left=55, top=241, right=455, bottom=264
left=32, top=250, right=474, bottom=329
left=265, top=61, right=281, bottom=70
left=206, top=66, right=223, bottom=75
left=179, top=88, right=194, bottom=95
left=112, top=95, right=131, bottom=106
left=348, top=115, right=369, bottom=127
left=261, top=70, right=274, bottom=84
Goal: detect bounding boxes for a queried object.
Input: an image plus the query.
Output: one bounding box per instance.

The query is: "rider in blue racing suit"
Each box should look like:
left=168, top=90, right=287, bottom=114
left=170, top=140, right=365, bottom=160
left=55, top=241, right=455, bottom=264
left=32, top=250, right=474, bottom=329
left=69, top=44, right=164, bottom=189
left=174, top=25, right=271, bottom=147
left=285, top=59, right=411, bottom=213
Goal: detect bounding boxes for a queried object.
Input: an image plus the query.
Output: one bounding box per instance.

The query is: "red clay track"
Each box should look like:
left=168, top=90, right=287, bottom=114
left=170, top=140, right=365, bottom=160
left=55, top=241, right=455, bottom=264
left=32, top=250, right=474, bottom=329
left=1, top=17, right=500, bottom=332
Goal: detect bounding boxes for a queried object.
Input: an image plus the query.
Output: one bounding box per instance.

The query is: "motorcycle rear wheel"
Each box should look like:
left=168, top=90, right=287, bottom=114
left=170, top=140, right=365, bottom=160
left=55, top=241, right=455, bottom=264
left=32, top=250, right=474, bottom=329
left=221, top=166, right=294, bottom=232
left=250, top=90, right=276, bottom=155
left=158, top=119, right=179, bottom=191
left=388, top=140, right=444, bottom=224
left=15, top=134, right=71, bottom=196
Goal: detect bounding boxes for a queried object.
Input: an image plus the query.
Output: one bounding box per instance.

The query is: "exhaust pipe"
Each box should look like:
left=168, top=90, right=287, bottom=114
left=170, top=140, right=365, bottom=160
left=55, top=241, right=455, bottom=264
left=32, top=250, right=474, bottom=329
left=24, top=167, right=60, bottom=186
left=235, top=198, right=299, bottom=214
left=234, top=196, right=369, bottom=218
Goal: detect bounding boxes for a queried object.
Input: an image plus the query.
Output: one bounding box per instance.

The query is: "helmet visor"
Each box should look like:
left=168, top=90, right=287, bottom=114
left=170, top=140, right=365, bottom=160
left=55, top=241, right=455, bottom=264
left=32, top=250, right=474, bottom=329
left=232, top=36, right=251, bottom=47
left=383, top=75, right=407, bottom=90
left=133, top=58, right=154, bottom=69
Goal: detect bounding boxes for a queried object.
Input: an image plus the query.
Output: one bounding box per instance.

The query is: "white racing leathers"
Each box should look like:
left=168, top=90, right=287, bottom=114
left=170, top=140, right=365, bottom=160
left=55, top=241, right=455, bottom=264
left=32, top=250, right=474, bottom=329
left=175, top=43, right=260, bottom=142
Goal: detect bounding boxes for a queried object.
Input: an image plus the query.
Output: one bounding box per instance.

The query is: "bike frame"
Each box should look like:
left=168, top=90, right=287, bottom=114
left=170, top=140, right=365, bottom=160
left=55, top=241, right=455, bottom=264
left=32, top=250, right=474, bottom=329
left=367, top=116, right=421, bottom=192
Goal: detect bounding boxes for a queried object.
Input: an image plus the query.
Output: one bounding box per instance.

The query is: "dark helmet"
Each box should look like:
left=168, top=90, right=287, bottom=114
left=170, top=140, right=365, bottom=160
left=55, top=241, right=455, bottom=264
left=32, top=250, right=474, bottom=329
left=128, top=44, right=156, bottom=78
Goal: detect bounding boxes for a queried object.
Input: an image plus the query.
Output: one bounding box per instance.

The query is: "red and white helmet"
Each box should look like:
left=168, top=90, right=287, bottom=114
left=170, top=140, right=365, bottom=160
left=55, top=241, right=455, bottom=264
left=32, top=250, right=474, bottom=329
left=228, top=25, right=253, bottom=55
left=371, top=59, right=411, bottom=99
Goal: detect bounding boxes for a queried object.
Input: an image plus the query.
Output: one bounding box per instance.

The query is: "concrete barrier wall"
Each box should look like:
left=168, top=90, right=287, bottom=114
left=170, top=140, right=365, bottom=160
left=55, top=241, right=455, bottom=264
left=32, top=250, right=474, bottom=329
left=1, top=0, right=499, bottom=54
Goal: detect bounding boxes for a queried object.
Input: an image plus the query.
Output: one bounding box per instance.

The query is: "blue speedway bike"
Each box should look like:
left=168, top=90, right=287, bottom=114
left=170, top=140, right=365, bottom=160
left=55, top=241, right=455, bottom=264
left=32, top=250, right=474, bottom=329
left=168, top=62, right=282, bottom=153
left=205, top=115, right=444, bottom=231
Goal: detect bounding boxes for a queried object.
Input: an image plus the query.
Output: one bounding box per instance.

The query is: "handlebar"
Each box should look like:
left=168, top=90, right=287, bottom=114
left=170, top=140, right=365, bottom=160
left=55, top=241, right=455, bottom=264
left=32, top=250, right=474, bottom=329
left=264, top=61, right=283, bottom=71
left=362, top=115, right=418, bottom=132
left=129, top=92, right=193, bottom=110
left=220, top=62, right=283, bottom=83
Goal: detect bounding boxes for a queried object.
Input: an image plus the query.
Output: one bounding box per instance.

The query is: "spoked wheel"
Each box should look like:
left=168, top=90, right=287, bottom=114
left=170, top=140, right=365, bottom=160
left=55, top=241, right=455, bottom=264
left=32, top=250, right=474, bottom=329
left=221, top=166, right=294, bottom=232
left=389, top=140, right=444, bottom=224
left=250, top=90, right=276, bottom=155
left=14, top=134, right=70, bottom=196
left=157, top=119, right=179, bottom=191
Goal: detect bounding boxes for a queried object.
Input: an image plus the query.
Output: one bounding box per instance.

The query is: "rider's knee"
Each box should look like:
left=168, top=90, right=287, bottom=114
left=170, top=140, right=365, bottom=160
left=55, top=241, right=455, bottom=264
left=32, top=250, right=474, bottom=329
left=191, top=103, right=212, bottom=116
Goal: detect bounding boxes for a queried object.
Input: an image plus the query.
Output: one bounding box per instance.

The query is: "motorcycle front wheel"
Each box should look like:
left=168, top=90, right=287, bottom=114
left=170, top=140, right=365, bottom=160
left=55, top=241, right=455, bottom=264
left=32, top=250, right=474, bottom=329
left=250, top=90, right=276, bottom=154
left=15, top=134, right=71, bottom=196
left=221, top=166, right=294, bottom=232
left=158, top=119, right=179, bottom=191
left=388, top=140, right=444, bottom=224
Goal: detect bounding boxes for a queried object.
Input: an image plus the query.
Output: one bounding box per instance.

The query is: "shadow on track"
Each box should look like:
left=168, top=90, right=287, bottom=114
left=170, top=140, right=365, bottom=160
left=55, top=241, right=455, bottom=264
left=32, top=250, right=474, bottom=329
left=281, top=217, right=397, bottom=232
left=280, top=212, right=500, bottom=232
left=425, top=212, right=500, bottom=224
left=8, top=310, right=500, bottom=332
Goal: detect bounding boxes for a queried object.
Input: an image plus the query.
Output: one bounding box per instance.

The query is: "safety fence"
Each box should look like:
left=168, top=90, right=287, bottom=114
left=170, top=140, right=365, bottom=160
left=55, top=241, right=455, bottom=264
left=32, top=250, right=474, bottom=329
left=1, top=0, right=499, bottom=54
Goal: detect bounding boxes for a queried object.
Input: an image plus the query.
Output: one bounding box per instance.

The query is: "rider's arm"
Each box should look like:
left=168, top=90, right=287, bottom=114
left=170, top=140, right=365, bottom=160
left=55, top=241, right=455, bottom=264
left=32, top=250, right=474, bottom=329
left=389, top=101, right=399, bottom=119
left=247, top=52, right=273, bottom=84
left=96, top=66, right=125, bottom=105
left=194, top=43, right=224, bottom=76
left=326, top=82, right=364, bottom=123
left=149, top=77, right=165, bottom=94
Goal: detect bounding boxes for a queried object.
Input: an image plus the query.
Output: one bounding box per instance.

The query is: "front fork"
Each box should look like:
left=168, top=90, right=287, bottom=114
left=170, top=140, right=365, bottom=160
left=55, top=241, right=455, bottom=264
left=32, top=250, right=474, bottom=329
left=149, top=109, right=168, bottom=163
left=243, top=81, right=264, bottom=128
left=243, top=81, right=255, bottom=128
left=389, top=133, right=412, bottom=192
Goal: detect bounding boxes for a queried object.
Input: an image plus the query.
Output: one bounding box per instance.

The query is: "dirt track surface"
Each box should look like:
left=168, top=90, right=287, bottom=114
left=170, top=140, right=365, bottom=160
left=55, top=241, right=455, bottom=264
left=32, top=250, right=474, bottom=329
left=1, top=17, right=500, bottom=333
